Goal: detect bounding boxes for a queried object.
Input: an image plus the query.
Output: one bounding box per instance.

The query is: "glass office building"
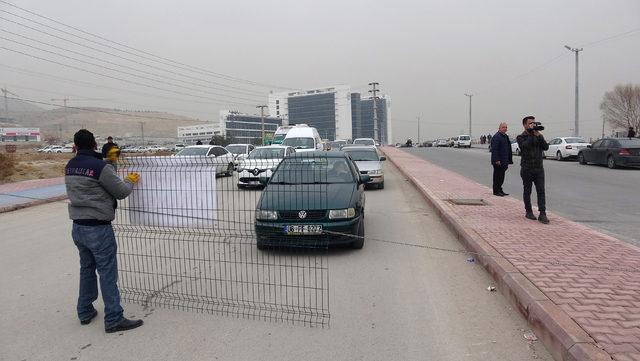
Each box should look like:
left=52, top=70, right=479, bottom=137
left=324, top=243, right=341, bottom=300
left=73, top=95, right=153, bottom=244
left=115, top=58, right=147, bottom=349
left=219, top=110, right=281, bottom=144
left=287, top=93, right=337, bottom=140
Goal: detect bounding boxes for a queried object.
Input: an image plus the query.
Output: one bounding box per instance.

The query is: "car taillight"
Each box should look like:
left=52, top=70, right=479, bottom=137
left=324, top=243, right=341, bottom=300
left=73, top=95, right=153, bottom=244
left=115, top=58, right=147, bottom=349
left=619, top=148, right=631, bottom=156
left=565, top=145, right=572, bottom=149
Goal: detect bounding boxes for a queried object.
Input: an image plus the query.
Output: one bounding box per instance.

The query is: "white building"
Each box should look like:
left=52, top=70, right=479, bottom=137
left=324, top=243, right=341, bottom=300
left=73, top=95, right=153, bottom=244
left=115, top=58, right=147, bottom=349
left=268, top=85, right=353, bottom=141
left=0, top=127, right=41, bottom=142
left=177, top=124, right=221, bottom=145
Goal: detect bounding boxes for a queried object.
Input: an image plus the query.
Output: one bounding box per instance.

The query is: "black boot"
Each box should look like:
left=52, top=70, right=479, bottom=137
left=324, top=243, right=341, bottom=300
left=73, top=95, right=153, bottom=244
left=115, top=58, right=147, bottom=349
left=538, top=212, right=550, bottom=224
left=105, top=318, right=144, bottom=333
left=525, top=211, right=536, bottom=220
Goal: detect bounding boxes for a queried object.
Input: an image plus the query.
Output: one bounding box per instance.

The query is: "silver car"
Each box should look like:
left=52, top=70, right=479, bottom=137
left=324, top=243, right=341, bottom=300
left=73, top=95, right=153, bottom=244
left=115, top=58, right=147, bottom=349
left=236, top=145, right=295, bottom=188
left=342, top=146, right=386, bottom=189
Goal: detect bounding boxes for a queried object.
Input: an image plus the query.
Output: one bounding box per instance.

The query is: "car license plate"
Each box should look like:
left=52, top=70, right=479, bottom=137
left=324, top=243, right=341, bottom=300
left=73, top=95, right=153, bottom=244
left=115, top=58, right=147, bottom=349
left=285, top=225, right=322, bottom=235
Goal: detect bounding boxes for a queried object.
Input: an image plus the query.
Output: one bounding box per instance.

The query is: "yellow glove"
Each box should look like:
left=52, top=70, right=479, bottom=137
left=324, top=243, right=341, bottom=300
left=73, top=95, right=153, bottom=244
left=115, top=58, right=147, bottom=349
left=124, top=172, right=140, bottom=184
left=106, top=146, right=121, bottom=164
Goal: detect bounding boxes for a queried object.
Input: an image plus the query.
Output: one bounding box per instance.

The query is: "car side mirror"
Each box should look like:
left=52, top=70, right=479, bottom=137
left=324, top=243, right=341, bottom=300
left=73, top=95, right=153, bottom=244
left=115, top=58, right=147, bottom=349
left=359, top=174, right=371, bottom=183
left=259, top=175, right=270, bottom=185
left=587, top=144, right=592, bottom=148
left=379, top=156, right=386, bottom=161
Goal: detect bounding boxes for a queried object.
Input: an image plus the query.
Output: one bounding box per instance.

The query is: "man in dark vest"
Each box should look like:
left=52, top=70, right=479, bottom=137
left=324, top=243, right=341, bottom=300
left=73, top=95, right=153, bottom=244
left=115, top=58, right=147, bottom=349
left=490, top=122, right=513, bottom=196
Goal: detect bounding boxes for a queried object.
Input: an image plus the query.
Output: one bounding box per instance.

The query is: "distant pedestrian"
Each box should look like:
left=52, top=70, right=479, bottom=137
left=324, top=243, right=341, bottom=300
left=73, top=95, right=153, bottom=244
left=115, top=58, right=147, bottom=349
left=65, top=129, right=143, bottom=333
left=628, top=127, right=636, bottom=138
left=101, top=136, right=117, bottom=158
left=481, top=135, right=486, bottom=144
left=516, top=116, right=550, bottom=224
left=490, top=122, right=513, bottom=196
left=487, top=134, right=492, bottom=143
left=196, top=139, right=203, bottom=145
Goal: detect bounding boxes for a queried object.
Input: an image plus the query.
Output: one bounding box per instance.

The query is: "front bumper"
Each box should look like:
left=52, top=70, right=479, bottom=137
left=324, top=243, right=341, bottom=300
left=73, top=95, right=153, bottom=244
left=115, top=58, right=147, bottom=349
left=367, top=174, right=384, bottom=184
left=255, top=216, right=362, bottom=248
left=237, top=169, right=272, bottom=186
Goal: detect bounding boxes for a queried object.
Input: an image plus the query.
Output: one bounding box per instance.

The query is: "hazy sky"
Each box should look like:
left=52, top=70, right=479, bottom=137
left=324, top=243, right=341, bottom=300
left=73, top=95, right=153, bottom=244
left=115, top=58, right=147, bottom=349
left=1, top=0, right=639, bottom=141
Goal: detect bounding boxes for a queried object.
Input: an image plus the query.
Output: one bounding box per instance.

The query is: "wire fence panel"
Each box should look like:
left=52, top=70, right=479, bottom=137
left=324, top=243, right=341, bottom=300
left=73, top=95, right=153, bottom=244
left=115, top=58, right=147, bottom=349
left=113, top=154, right=332, bottom=327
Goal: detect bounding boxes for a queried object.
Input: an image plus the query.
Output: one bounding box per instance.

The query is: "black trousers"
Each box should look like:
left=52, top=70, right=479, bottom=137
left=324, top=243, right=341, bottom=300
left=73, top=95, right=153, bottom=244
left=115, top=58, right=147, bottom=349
left=492, top=164, right=507, bottom=194
left=520, top=168, right=546, bottom=213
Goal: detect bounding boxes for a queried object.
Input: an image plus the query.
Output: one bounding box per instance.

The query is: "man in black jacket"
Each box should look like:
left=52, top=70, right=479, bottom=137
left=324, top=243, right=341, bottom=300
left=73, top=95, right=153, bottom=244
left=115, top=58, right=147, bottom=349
left=628, top=127, right=636, bottom=138
left=490, top=122, right=513, bottom=196
left=516, top=116, right=550, bottom=224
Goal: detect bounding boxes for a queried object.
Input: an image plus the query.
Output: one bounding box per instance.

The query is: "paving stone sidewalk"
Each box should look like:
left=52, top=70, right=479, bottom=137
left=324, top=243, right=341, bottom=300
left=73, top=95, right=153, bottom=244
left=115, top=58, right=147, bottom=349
left=382, top=146, right=640, bottom=361
left=0, top=177, right=66, bottom=211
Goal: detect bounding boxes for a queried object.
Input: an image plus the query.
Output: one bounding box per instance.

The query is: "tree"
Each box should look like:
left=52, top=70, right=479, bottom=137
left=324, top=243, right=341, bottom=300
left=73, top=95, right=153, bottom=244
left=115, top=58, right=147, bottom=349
left=600, top=84, right=640, bottom=132
left=43, top=134, right=61, bottom=145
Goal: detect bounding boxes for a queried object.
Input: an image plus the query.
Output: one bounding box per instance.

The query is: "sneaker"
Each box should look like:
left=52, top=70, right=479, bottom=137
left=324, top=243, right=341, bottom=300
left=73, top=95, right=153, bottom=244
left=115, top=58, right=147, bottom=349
left=538, top=213, right=550, bottom=224
left=105, top=318, right=143, bottom=333
left=525, top=211, right=536, bottom=220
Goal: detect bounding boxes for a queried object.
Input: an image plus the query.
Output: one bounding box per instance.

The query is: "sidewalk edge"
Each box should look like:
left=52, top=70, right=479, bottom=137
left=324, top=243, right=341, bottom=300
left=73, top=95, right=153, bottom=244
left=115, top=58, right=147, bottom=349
left=0, top=195, right=68, bottom=214
left=381, top=147, right=611, bottom=361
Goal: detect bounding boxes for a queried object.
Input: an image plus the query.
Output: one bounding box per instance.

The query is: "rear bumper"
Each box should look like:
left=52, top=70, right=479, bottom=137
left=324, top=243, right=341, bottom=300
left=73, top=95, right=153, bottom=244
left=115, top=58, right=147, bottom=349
left=255, top=217, right=361, bottom=247
left=616, top=155, right=640, bottom=167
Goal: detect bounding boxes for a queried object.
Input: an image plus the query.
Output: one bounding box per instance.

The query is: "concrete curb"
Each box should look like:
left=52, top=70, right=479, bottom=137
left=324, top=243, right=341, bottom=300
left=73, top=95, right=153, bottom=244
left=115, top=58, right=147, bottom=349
left=380, top=147, right=611, bottom=361
left=0, top=195, right=68, bottom=214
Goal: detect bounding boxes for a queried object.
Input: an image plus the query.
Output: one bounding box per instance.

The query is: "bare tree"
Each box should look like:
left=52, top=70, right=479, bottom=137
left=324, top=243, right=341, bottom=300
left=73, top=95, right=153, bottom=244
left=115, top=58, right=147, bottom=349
left=600, top=84, right=640, bottom=132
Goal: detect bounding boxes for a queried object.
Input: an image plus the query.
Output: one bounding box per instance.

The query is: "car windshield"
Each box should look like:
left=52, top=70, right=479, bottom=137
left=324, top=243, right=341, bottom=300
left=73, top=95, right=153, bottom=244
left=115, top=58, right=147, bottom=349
left=226, top=145, right=247, bottom=154
left=618, top=139, right=640, bottom=147
left=272, top=134, right=286, bottom=143
left=344, top=150, right=379, bottom=161
left=565, top=138, right=587, bottom=143
left=270, top=157, right=354, bottom=184
left=460, top=136, right=470, bottom=140
left=354, top=139, right=375, bottom=146
left=176, top=147, right=209, bottom=156
left=282, top=137, right=315, bottom=149
left=248, top=148, right=285, bottom=159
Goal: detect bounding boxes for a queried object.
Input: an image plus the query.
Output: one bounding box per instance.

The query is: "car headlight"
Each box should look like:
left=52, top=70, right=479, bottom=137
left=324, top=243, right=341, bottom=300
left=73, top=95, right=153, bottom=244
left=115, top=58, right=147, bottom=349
left=329, top=208, right=356, bottom=219
left=368, top=169, right=382, bottom=175
left=256, top=210, right=277, bottom=220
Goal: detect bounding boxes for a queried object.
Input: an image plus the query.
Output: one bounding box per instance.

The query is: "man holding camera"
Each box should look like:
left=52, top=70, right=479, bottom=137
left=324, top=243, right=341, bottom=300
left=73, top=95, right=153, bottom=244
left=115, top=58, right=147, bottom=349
left=516, top=116, right=550, bottom=224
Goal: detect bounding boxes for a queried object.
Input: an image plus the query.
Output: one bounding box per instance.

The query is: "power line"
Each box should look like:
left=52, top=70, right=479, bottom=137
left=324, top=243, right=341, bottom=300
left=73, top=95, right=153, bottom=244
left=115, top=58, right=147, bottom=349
left=1, top=46, right=256, bottom=107
left=0, top=36, right=263, bottom=103
left=580, top=27, right=640, bottom=48
left=0, top=18, right=267, bottom=97
left=0, top=2, right=293, bottom=90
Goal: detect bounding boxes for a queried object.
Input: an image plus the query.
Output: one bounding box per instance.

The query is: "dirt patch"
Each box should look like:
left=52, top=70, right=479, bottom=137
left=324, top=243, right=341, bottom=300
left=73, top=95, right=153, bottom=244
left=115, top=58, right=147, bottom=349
left=0, top=152, right=69, bottom=184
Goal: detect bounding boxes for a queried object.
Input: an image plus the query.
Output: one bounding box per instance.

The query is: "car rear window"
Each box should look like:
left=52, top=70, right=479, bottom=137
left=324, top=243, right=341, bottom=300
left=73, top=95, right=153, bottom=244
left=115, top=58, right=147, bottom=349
left=565, top=138, right=587, bottom=143
left=176, top=147, right=209, bottom=156
left=618, top=139, right=640, bottom=147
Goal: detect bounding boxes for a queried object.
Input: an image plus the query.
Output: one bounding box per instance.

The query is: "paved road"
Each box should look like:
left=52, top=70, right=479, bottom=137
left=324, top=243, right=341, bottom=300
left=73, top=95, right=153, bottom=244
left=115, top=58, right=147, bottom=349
left=0, top=163, right=550, bottom=361
left=404, top=146, right=640, bottom=246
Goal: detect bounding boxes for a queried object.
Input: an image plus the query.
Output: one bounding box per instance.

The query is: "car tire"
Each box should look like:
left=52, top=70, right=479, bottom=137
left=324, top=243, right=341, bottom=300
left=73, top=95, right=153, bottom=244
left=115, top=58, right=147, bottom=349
left=352, top=218, right=365, bottom=249
left=225, top=163, right=233, bottom=176
left=237, top=184, right=244, bottom=189
left=578, top=153, right=587, bottom=165
left=607, top=155, right=617, bottom=169
left=556, top=151, right=563, bottom=161
left=257, top=238, right=266, bottom=250
left=378, top=181, right=384, bottom=190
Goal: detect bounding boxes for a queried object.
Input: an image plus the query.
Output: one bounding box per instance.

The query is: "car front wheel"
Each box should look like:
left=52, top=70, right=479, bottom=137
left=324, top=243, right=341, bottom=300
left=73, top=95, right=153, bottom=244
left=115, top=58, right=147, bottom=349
left=225, top=163, right=233, bottom=176
left=352, top=218, right=365, bottom=249
left=556, top=151, right=563, bottom=161
left=607, top=155, right=617, bottom=169
left=578, top=153, right=587, bottom=165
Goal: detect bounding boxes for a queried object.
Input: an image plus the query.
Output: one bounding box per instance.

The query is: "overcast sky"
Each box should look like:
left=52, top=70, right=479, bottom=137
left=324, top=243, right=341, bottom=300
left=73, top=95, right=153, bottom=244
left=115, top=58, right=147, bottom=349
left=1, top=0, right=639, bottom=141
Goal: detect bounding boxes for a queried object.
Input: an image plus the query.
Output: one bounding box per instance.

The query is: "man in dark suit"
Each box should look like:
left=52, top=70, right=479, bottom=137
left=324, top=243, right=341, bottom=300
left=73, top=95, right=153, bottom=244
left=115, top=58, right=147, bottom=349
left=490, top=122, right=513, bottom=196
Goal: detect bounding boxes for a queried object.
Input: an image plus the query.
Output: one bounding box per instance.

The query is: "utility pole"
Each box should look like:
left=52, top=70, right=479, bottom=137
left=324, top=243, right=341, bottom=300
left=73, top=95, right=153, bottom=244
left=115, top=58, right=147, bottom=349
left=417, top=116, right=421, bottom=144
left=139, top=122, right=145, bottom=144
left=1, top=86, right=19, bottom=113
left=464, top=93, right=473, bottom=138
left=369, top=82, right=380, bottom=142
left=565, top=45, right=583, bottom=137
left=256, top=105, right=268, bottom=145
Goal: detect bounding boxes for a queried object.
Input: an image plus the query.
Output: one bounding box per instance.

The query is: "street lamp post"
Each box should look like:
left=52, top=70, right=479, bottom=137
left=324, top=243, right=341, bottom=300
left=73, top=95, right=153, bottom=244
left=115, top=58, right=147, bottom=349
left=464, top=93, right=473, bottom=138
left=565, top=45, right=583, bottom=137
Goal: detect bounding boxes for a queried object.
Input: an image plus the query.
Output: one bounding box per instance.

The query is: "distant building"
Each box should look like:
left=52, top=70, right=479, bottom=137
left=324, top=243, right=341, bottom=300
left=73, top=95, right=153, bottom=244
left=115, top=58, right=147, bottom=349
left=219, top=110, right=281, bottom=144
left=0, top=127, right=41, bottom=142
left=268, top=85, right=391, bottom=143
left=177, top=124, right=221, bottom=145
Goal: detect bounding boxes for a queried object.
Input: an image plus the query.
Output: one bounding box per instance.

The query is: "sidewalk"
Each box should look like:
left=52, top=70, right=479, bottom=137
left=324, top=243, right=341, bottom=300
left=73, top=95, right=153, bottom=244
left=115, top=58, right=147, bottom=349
left=0, top=177, right=67, bottom=213
left=381, top=146, right=640, bottom=361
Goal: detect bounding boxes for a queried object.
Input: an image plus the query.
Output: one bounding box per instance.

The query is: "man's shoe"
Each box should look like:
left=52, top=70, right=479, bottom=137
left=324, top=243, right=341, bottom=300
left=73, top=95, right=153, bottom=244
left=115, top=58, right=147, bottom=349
left=538, top=213, right=550, bottom=224
left=493, top=192, right=504, bottom=196
left=499, top=191, right=509, bottom=196
left=525, top=212, right=536, bottom=220
left=80, top=309, right=98, bottom=325
left=105, top=318, right=143, bottom=333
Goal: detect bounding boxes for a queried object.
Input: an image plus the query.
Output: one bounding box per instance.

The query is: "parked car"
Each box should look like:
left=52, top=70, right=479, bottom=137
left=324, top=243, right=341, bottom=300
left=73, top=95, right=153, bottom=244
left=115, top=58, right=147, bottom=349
left=511, top=140, right=520, bottom=156
left=353, top=138, right=376, bottom=147
left=578, top=138, right=640, bottom=169
left=236, top=145, right=294, bottom=188
left=175, top=145, right=236, bottom=175
left=435, top=139, right=449, bottom=147
left=454, top=135, right=471, bottom=148
left=254, top=151, right=369, bottom=249
left=174, top=144, right=186, bottom=152
left=544, top=137, right=589, bottom=161
left=226, top=143, right=255, bottom=165
left=342, top=146, right=386, bottom=189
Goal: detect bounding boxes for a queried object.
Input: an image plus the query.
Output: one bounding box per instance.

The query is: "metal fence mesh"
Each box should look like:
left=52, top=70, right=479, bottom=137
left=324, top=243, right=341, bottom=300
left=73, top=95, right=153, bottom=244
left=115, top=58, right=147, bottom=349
left=113, top=155, right=330, bottom=326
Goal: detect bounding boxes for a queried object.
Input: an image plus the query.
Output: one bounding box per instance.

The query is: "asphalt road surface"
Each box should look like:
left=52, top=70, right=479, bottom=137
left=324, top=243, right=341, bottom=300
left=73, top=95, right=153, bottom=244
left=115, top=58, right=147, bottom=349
left=0, top=162, right=551, bottom=361
left=404, top=146, right=640, bottom=246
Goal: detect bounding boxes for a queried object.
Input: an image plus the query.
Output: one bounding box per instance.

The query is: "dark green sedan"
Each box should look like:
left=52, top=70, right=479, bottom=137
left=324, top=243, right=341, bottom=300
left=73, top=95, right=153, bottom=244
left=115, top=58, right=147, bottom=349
left=255, top=151, right=369, bottom=249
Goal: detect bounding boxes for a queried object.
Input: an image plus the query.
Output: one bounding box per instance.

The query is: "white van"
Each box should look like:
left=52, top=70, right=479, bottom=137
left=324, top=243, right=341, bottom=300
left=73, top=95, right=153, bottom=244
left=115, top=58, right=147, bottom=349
left=282, top=124, right=323, bottom=152
left=454, top=135, right=471, bottom=148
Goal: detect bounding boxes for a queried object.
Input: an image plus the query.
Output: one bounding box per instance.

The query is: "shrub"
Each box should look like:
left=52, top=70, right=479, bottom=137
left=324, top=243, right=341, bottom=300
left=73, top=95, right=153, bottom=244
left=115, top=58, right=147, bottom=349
left=0, top=153, right=17, bottom=181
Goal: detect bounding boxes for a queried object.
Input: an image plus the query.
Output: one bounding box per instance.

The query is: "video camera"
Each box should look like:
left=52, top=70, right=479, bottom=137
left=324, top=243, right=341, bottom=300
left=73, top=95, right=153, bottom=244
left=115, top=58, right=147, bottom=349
left=528, top=122, right=545, bottom=132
